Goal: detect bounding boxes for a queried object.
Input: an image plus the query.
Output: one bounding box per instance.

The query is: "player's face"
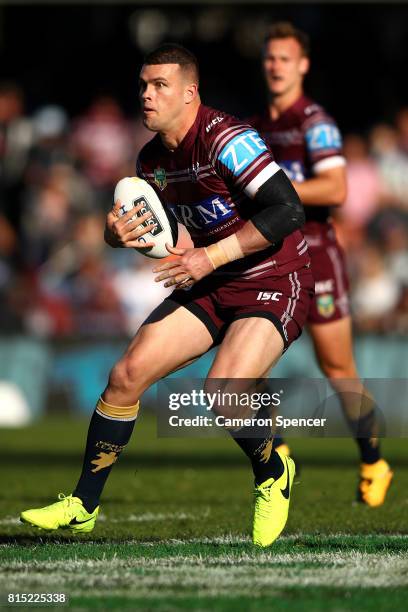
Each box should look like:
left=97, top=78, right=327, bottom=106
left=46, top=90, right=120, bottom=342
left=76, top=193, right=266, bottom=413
left=139, top=64, right=190, bottom=132
left=263, top=38, right=309, bottom=97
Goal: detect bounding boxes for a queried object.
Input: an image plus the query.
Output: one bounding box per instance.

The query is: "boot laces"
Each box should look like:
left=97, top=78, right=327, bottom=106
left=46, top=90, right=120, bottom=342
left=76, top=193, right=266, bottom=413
left=57, top=493, right=79, bottom=521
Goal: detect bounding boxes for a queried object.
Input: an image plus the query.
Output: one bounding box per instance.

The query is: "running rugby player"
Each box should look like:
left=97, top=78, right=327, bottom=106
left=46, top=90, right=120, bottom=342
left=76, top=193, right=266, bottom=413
left=249, top=22, right=392, bottom=506
left=20, top=44, right=314, bottom=546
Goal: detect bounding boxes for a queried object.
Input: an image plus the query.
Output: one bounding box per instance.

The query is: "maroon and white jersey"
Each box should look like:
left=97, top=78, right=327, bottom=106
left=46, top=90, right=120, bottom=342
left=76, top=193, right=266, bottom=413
left=249, top=95, right=346, bottom=245
left=137, top=104, right=309, bottom=277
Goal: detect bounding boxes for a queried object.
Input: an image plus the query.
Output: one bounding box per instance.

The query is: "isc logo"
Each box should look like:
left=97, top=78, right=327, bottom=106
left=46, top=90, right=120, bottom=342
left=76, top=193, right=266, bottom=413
left=133, top=196, right=163, bottom=237
left=256, top=291, right=282, bottom=301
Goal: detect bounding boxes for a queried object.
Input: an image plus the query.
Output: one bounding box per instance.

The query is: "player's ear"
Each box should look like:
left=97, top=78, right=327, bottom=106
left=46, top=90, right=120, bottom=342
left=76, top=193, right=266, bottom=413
left=184, top=83, right=198, bottom=104
left=299, top=56, right=310, bottom=76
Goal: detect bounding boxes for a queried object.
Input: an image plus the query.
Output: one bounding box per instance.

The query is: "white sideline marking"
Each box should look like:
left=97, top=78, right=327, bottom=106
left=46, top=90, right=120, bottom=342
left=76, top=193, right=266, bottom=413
left=98, top=511, right=208, bottom=523
left=0, top=510, right=207, bottom=527
left=0, top=517, right=21, bottom=526
left=2, top=531, right=408, bottom=593
left=1, top=551, right=408, bottom=593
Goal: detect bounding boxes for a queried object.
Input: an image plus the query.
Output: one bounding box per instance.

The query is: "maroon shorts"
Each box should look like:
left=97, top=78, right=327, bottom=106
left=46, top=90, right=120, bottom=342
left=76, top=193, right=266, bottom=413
left=163, top=263, right=314, bottom=351
left=307, top=242, right=350, bottom=325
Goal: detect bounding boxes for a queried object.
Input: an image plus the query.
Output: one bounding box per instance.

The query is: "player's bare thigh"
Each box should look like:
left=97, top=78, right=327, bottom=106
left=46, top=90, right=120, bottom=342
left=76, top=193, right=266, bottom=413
left=103, top=303, right=213, bottom=406
left=208, top=317, right=284, bottom=379
left=205, top=317, right=284, bottom=419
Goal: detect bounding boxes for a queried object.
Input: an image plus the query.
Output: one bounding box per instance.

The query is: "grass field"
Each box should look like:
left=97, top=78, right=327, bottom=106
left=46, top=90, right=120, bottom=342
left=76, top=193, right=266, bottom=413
left=1, top=414, right=407, bottom=610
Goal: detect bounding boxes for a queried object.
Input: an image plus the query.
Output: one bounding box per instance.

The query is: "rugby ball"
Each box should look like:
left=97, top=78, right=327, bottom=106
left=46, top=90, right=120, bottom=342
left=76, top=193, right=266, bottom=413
left=114, top=177, right=178, bottom=258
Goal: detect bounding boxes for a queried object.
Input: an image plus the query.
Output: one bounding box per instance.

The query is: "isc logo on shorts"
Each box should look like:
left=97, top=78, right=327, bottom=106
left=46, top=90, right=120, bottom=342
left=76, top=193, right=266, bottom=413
left=256, top=291, right=282, bottom=302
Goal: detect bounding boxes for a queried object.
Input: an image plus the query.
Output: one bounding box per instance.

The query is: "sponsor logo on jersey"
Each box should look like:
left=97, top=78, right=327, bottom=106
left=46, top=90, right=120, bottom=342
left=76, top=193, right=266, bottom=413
left=315, top=279, right=334, bottom=294
left=280, top=160, right=306, bottom=182
left=154, top=166, right=167, bottom=190
left=305, top=123, right=342, bottom=152
left=168, top=195, right=234, bottom=230
left=219, top=130, right=267, bottom=176
left=256, top=291, right=282, bottom=302
left=317, top=293, right=335, bottom=318
left=132, top=196, right=164, bottom=237
left=205, top=116, right=224, bottom=132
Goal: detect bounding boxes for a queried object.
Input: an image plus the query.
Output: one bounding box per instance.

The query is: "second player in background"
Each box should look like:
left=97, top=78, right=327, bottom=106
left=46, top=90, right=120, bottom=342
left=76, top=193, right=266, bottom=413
left=248, top=21, right=393, bottom=507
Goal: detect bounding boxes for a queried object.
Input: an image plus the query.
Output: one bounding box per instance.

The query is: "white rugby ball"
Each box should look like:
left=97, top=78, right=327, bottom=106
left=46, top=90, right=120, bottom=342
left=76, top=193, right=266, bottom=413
left=113, top=177, right=178, bottom=258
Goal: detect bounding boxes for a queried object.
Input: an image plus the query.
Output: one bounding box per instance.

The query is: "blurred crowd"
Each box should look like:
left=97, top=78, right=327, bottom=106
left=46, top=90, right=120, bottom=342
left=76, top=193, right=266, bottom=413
left=0, top=81, right=407, bottom=338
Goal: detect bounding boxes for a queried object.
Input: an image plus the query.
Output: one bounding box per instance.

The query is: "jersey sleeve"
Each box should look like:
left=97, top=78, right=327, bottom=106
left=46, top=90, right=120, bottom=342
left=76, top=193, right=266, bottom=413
left=302, top=108, right=346, bottom=174
left=207, top=119, right=281, bottom=198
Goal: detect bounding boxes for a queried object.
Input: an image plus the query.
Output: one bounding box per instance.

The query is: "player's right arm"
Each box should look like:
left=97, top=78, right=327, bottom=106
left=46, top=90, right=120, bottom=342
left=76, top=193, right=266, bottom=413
left=105, top=153, right=159, bottom=249
left=104, top=200, right=157, bottom=249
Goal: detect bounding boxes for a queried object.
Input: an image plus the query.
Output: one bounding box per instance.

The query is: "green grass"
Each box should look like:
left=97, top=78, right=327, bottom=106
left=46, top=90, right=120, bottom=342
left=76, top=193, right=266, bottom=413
left=1, top=415, right=408, bottom=610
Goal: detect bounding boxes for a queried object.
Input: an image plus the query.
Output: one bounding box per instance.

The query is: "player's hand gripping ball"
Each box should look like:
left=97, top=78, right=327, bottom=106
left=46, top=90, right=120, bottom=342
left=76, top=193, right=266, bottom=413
left=108, top=177, right=178, bottom=258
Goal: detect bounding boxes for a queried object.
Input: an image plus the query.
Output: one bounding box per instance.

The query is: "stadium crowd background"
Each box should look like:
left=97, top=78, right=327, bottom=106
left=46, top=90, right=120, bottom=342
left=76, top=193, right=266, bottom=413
left=1, top=4, right=408, bottom=342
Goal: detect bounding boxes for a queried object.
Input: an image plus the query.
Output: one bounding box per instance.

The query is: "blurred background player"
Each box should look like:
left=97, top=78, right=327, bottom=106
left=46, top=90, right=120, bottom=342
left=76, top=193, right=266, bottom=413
left=20, top=44, right=314, bottom=546
left=249, top=22, right=393, bottom=506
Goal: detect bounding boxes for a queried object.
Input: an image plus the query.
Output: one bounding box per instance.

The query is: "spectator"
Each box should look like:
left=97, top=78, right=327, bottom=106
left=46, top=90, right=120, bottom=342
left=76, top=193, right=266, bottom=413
left=370, top=123, right=408, bottom=209
left=70, top=96, right=134, bottom=208
left=351, top=243, right=400, bottom=332
left=335, top=133, right=383, bottom=248
left=0, top=82, right=33, bottom=236
left=112, top=256, right=170, bottom=335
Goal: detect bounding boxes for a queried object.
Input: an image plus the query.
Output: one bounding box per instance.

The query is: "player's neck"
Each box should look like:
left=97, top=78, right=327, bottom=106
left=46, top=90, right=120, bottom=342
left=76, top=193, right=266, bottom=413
left=268, top=88, right=303, bottom=120
left=160, top=100, right=201, bottom=151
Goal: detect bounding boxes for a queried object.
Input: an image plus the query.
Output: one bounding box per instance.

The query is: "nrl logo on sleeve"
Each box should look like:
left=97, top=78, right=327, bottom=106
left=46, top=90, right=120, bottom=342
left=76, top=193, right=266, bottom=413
left=317, top=294, right=335, bottom=318
left=154, top=167, right=167, bottom=191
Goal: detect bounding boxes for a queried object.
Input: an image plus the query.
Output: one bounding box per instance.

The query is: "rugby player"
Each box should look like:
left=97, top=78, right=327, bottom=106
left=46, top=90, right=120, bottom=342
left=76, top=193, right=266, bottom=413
left=20, top=44, right=314, bottom=546
left=249, top=22, right=393, bottom=506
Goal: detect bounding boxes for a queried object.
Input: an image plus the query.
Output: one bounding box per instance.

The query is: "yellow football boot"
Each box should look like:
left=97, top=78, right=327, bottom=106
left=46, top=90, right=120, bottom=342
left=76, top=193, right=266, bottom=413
left=358, top=459, right=393, bottom=507
left=253, top=455, right=296, bottom=547
left=20, top=494, right=99, bottom=533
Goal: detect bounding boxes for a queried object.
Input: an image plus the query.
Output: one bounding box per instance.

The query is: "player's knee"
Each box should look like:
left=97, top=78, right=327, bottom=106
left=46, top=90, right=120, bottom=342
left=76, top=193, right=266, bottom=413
left=321, top=361, right=357, bottom=381
left=108, top=355, right=149, bottom=394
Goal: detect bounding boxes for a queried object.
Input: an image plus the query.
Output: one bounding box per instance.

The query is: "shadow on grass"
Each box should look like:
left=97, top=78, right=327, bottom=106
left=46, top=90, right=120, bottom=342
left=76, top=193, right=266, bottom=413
left=0, top=534, right=166, bottom=546
left=2, top=533, right=408, bottom=553
left=3, top=451, right=407, bottom=469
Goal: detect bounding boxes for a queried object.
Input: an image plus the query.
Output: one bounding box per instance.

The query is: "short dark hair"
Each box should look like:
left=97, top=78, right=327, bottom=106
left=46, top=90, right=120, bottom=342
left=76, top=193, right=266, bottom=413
left=144, top=43, right=199, bottom=84
left=264, top=22, right=310, bottom=58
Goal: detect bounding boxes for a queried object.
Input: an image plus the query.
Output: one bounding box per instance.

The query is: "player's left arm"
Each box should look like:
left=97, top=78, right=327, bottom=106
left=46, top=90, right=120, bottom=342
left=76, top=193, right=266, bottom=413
left=294, top=118, right=347, bottom=206
left=155, top=169, right=304, bottom=287
left=154, top=128, right=304, bottom=288
left=293, top=165, right=347, bottom=206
